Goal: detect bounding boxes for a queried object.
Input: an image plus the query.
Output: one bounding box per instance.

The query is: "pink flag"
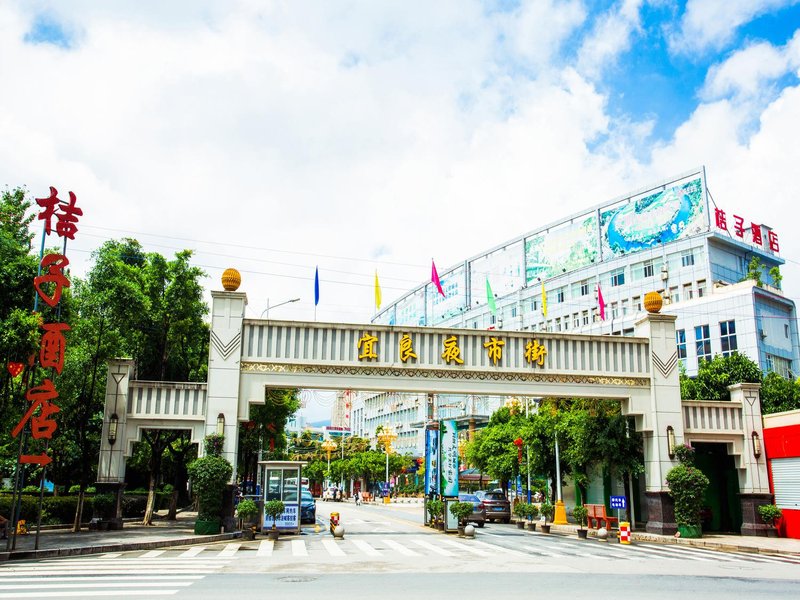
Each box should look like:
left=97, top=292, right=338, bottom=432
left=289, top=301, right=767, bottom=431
left=598, top=284, right=606, bottom=320
left=431, top=260, right=445, bottom=297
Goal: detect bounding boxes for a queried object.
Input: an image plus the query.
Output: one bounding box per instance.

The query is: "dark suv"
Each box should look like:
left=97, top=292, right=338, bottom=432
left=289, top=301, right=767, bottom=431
left=481, top=491, right=511, bottom=523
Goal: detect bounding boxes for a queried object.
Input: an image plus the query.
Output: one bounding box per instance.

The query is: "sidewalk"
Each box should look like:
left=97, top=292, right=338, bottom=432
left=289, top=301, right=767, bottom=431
left=0, top=511, right=237, bottom=562
left=544, top=522, right=800, bottom=557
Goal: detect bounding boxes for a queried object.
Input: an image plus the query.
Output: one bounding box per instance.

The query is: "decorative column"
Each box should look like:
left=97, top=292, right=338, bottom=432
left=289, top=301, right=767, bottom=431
left=730, top=383, right=773, bottom=536
left=632, top=292, right=683, bottom=535
left=207, top=269, right=247, bottom=479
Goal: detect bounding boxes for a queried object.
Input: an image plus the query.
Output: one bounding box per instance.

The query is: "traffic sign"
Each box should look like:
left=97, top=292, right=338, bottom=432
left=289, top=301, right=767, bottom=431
left=610, top=495, right=627, bottom=510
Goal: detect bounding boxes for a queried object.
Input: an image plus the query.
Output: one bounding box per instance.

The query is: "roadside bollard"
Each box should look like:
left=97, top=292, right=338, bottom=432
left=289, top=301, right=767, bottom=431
left=619, top=522, right=631, bottom=544
left=329, top=512, right=340, bottom=536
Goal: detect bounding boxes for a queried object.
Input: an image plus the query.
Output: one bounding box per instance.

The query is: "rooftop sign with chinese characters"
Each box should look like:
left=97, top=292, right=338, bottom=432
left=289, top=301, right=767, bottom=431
left=713, top=207, right=779, bottom=253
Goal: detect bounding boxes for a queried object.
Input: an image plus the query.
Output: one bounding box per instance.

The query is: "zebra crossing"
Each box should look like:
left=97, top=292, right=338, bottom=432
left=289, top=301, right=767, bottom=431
left=0, top=547, right=235, bottom=598
left=0, top=538, right=796, bottom=597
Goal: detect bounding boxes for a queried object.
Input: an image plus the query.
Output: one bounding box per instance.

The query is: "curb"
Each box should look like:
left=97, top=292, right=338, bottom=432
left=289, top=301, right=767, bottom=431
left=544, top=524, right=800, bottom=558
left=0, top=531, right=240, bottom=562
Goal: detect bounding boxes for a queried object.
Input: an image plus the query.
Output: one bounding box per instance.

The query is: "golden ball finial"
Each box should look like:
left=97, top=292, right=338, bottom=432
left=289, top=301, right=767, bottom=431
left=221, top=268, right=241, bottom=292
left=644, top=291, right=663, bottom=313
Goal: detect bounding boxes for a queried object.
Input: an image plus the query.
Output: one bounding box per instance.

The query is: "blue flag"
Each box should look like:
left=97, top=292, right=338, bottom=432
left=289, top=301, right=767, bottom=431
left=314, top=267, right=320, bottom=306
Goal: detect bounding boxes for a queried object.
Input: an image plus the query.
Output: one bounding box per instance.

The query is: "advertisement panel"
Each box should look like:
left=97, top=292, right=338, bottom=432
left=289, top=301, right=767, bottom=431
left=424, top=427, right=440, bottom=496
left=373, top=306, right=396, bottom=326
left=470, top=241, right=524, bottom=306
left=267, top=503, right=299, bottom=530
left=396, top=288, right=426, bottom=327
left=427, top=265, right=466, bottom=325
left=525, top=213, right=599, bottom=283
left=600, top=176, right=706, bottom=258
left=440, top=419, right=459, bottom=497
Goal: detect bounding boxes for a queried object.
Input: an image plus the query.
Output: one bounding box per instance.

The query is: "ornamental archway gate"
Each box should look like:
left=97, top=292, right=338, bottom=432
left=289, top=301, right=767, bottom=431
left=98, top=286, right=771, bottom=535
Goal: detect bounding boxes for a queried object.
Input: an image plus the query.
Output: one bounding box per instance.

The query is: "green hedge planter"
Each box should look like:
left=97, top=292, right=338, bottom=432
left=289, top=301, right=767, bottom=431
left=194, top=518, right=221, bottom=535
left=677, top=524, right=702, bottom=538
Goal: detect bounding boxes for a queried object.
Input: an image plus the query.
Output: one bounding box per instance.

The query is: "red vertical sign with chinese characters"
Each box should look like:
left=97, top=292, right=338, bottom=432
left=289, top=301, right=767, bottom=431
left=11, top=187, right=83, bottom=467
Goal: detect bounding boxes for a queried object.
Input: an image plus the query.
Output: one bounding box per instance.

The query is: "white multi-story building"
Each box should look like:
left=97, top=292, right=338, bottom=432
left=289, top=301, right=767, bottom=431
left=363, top=168, right=798, bottom=457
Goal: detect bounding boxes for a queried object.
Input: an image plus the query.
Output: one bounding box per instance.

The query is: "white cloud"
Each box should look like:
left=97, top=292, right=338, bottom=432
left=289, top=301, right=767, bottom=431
left=669, top=0, right=800, bottom=55
left=576, top=0, right=644, bottom=79
left=701, top=38, right=793, bottom=101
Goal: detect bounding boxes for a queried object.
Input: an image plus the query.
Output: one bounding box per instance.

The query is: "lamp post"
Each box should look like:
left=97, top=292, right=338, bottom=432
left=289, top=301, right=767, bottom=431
left=321, top=439, right=337, bottom=488
left=377, top=424, right=397, bottom=504
left=260, top=297, right=300, bottom=319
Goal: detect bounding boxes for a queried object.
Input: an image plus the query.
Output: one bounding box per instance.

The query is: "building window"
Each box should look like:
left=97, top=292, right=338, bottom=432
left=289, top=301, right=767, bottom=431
left=676, top=330, right=687, bottom=363
left=633, top=296, right=641, bottom=311
left=557, top=288, right=565, bottom=303
left=611, top=302, right=619, bottom=319
left=695, top=325, right=711, bottom=362
left=611, top=268, right=625, bottom=287
left=580, top=280, right=589, bottom=296
left=643, top=261, right=654, bottom=278
left=555, top=317, right=562, bottom=332
left=532, top=300, right=538, bottom=311
left=669, top=286, right=679, bottom=304
left=621, top=299, right=629, bottom=315
left=767, top=354, right=791, bottom=378
left=683, top=283, right=693, bottom=301
left=681, top=251, right=695, bottom=267
left=490, top=315, right=496, bottom=325
left=573, top=314, right=580, bottom=328
left=511, top=306, right=517, bottom=317
left=697, top=280, right=706, bottom=297
left=582, top=310, right=589, bottom=325
left=720, top=320, right=737, bottom=356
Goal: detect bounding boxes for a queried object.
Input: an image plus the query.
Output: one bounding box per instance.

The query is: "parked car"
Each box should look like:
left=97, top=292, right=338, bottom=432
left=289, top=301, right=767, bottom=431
left=322, top=487, right=341, bottom=502
left=457, top=493, right=486, bottom=527
left=300, top=489, right=317, bottom=524
left=481, top=491, right=511, bottom=523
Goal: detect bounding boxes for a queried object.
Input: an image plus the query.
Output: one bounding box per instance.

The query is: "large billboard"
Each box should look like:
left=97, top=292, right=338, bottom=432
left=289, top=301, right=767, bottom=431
left=427, top=265, right=466, bottom=325
left=525, top=214, right=599, bottom=283
left=470, top=241, right=524, bottom=308
left=600, top=176, right=706, bottom=258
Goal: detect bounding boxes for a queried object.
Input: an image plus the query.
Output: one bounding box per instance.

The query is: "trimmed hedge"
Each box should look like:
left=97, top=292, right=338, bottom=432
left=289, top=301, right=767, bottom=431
left=0, top=495, right=95, bottom=524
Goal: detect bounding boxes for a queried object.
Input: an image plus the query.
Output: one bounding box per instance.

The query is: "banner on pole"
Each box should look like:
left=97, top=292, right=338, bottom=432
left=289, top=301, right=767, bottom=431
left=424, top=427, right=439, bottom=496
left=440, top=419, right=459, bottom=497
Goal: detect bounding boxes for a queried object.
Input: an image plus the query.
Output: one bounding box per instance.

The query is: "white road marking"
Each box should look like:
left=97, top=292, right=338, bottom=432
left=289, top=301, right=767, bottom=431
left=321, top=540, right=346, bottom=556
left=407, top=539, right=455, bottom=556
left=291, top=540, right=308, bottom=556
left=381, top=539, right=420, bottom=556
left=139, top=550, right=166, bottom=558
left=217, top=543, right=240, bottom=557
left=351, top=540, right=381, bottom=556
left=435, top=538, right=491, bottom=557
left=256, top=540, right=274, bottom=557
left=178, top=547, right=205, bottom=558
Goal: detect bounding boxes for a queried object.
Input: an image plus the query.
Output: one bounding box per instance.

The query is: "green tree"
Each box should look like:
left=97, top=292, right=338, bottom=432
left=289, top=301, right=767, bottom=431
left=743, top=256, right=764, bottom=287
left=691, top=352, right=762, bottom=401
left=760, top=371, right=800, bottom=414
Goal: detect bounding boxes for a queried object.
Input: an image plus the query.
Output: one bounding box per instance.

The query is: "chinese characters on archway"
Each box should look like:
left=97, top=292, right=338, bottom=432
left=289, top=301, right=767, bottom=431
left=355, top=331, right=548, bottom=368
left=713, top=208, right=779, bottom=252
left=10, top=187, right=82, bottom=467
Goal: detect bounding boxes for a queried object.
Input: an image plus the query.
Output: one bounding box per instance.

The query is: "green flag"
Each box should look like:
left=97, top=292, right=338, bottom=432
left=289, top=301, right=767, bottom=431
left=486, top=277, right=497, bottom=315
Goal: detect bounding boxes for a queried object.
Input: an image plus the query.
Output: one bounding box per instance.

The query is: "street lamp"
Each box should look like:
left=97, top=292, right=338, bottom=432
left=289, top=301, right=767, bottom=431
left=321, top=439, right=337, bottom=487
left=377, top=424, right=397, bottom=504
left=260, top=297, right=300, bottom=319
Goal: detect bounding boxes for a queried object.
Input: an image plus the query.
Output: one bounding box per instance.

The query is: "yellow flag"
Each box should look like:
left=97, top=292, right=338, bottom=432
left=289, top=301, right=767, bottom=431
left=541, top=280, right=547, bottom=317
left=375, top=270, right=382, bottom=310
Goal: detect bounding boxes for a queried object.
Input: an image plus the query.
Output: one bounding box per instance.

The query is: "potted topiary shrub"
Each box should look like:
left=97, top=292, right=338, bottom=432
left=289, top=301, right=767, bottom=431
left=264, top=499, right=286, bottom=540
left=449, top=501, right=476, bottom=536
left=540, top=502, right=555, bottom=533
left=237, top=499, right=259, bottom=541
left=573, top=505, right=589, bottom=539
left=427, top=498, right=444, bottom=529
left=513, top=501, right=528, bottom=529
left=524, top=503, right=540, bottom=531
left=758, top=504, right=782, bottom=536
left=666, top=443, right=709, bottom=539
left=187, top=438, right=234, bottom=535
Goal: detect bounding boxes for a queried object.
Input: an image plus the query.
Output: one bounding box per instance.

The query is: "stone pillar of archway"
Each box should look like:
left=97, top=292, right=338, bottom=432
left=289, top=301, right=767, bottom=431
left=207, top=289, right=247, bottom=480
left=730, top=383, right=773, bottom=536
left=98, top=358, right=135, bottom=485
left=633, top=312, right=684, bottom=535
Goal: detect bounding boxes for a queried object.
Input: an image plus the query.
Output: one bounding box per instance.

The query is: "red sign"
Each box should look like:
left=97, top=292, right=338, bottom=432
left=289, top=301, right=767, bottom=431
left=714, top=207, right=778, bottom=252
left=10, top=186, right=83, bottom=468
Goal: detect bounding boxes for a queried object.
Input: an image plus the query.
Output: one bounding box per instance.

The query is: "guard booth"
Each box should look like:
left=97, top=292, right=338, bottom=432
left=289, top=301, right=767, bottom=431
left=259, top=460, right=307, bottom=535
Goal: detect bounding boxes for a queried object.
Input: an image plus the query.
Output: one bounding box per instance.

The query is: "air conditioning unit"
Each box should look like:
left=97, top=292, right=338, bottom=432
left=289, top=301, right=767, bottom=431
left=660, top=266, right=669, bottom=281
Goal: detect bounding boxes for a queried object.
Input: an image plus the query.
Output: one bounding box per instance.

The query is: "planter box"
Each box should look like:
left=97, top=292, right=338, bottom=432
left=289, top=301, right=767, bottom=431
left=540, top=524, right=551, bottom=534
left=526, top=523, right=537, bottom=532
left=677, top=524, right=702, bottom=538
left=194, top=519, right=221, bottom=535
left=517, top=521, right=525, bottom=529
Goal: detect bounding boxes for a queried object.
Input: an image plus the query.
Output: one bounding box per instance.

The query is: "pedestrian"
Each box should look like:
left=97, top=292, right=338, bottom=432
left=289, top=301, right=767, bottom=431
left=0, top=514, right=8, bottom=539
left=355, top=490, right=361, bottom=506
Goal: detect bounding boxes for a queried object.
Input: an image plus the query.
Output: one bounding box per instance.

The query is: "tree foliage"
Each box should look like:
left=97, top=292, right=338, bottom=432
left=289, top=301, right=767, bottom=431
left=760, top=372, right=800, bottom=414
left=682, top=352, right=762, bottom=401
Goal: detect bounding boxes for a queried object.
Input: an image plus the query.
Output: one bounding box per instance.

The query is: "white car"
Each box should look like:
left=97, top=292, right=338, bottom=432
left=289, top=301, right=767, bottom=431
left=323, top=487, right=341, bottom=501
